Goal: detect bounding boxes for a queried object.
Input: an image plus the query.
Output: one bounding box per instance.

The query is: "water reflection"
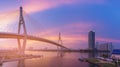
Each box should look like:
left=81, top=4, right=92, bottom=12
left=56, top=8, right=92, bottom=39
left=2, top=59, right=25, bottom=67
left=1, top=51, right=100, bottom=67
left=88, top=51, right=110, bottom=67
left=88, top=52, right=96, bottom=67
left=57, top=51, right=66, bottom=57
left=17, top=59, right=25, bottom=67
left=2, top=61, right=17, bottom=67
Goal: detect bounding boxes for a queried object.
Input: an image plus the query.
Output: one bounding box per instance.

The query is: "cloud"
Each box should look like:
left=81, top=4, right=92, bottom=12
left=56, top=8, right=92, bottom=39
left=23, top=0, right=106, bottom=13
left=0, top=10, right=18, bottom=32
left=31, top=22, right=95, bottom=48
left=97, top=37, right=120, bottom=43
left=35, top=22, right=95, bottom=36
left=28, top=21, right=120, bottom=49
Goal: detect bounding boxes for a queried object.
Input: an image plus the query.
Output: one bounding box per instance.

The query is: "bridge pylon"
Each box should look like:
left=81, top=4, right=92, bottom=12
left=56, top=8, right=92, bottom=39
left=57, top=32, right=63, bottom=49
left=17, top=6, right=27, bottom=55
left=57, top=32, right=64, bottom=57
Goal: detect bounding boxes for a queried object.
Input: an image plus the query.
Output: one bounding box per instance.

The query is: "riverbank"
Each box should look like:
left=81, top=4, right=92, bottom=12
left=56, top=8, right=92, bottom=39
left=79, top=58, right=116, bottom=67
left=28, top=49, right=109, bottom=52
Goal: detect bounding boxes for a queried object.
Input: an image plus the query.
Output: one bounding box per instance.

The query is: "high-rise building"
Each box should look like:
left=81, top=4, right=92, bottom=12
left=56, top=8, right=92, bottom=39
left=88, top=31, right=95, bottom=50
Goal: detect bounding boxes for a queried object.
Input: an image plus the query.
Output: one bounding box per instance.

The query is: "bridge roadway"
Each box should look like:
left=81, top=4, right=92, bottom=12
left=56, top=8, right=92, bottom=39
left=0, top=32, right=68, bottom=49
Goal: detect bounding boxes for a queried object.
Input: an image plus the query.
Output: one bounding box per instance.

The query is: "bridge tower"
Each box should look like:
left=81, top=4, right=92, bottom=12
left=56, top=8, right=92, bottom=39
left=17, top=6, right=27, bottom=55
left=58, top=32, right=63, bottom=48
left=57, top=32, right=64, bottom=57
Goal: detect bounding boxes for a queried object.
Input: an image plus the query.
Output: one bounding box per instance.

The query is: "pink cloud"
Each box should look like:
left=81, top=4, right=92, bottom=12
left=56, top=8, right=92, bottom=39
left=30, top=22, right=96, bottom=48
left=23, top=0, right=106, bottom=13
left=30, top=22, right=120, bottom=49
left=35, top=22, right=95, bottom=36
left=0, top=10, right=18, bottom=32
left=97, top=37, right=120, bottom=43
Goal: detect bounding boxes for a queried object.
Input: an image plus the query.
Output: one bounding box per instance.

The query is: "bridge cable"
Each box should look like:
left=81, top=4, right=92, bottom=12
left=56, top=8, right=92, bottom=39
left=23, top=11, right=46, bottom=37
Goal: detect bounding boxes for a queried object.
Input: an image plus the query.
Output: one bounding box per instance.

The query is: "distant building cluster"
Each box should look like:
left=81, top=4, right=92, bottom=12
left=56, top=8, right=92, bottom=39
left=88, top=31, right=114, bottom=52
left=96, top=42, right=113, bottom=51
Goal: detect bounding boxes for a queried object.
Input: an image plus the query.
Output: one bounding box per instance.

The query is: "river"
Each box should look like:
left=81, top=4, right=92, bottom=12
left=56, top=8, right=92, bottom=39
left=1, top=51, right=105, bottom=67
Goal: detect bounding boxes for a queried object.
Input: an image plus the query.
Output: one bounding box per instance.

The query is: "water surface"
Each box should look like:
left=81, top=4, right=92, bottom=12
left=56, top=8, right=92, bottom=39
left=1, top=51, right=96, bottom=67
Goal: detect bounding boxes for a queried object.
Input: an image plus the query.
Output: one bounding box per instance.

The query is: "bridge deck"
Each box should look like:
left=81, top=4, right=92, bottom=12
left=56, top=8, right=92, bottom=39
left=0, top=32, right=69, bottom=49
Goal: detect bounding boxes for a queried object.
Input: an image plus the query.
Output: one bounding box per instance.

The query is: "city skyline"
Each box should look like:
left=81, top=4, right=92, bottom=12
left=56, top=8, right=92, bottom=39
left=0, top=0, right=120, bottom=49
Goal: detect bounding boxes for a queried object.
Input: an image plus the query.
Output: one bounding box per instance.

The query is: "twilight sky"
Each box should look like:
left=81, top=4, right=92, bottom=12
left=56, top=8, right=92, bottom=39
left=0, top=0, right=120, bottom=49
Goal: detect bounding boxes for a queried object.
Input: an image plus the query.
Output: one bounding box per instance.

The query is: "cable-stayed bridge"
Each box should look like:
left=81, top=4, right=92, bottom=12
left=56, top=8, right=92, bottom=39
left=0, top=6, right=69, bottom=55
